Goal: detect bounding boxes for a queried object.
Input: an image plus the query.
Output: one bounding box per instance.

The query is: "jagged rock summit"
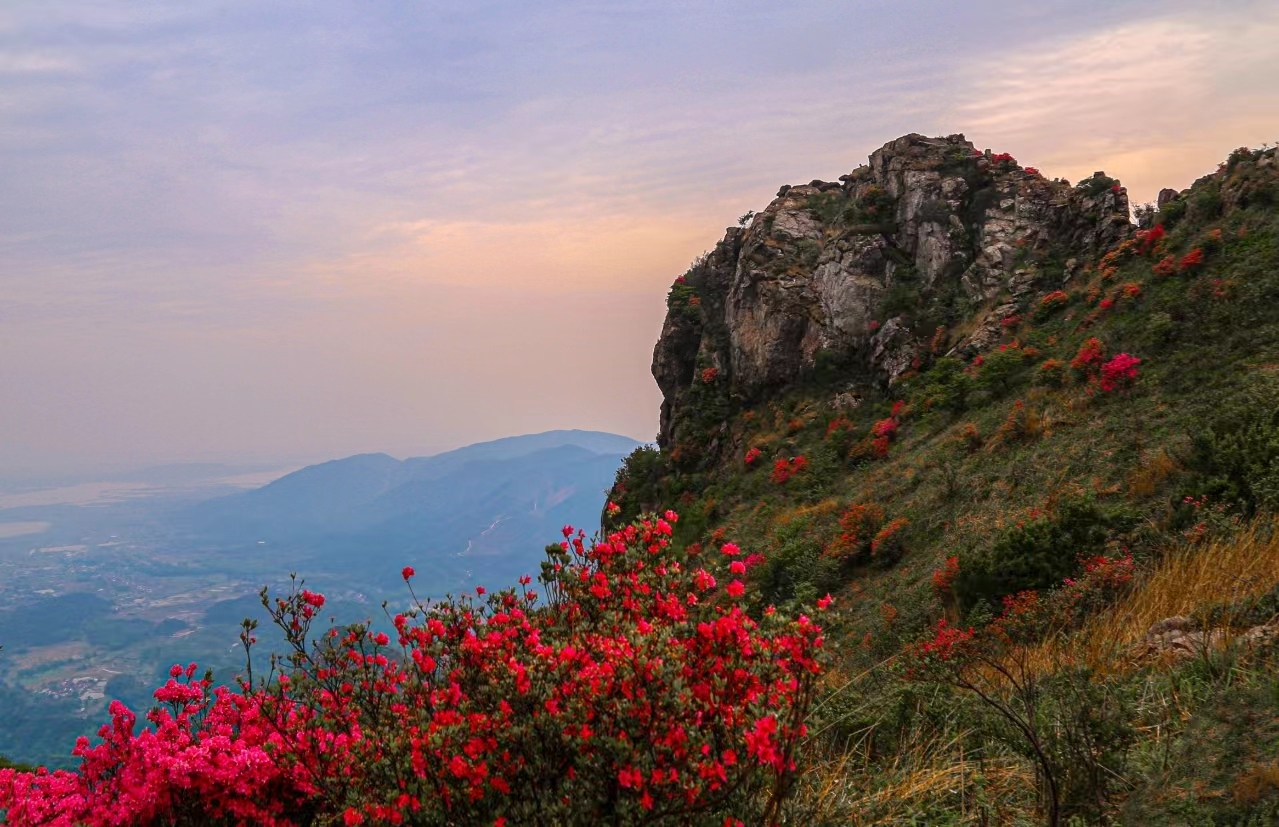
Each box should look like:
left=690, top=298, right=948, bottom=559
left=653, top=133, right=1133, bottom=446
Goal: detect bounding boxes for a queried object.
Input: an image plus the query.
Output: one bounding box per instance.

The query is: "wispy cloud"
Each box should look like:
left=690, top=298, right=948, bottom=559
left=951, top=2, right=1279, bottom=201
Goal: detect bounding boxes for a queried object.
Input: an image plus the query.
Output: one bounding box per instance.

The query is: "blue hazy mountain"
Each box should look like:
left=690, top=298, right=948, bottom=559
left=182, top=430, right=644, bottom=594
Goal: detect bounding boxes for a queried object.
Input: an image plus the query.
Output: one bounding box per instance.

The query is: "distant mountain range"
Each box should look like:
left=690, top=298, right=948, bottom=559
left=181, top=430, right=643, bottom=595
left=0, top=430, right=644, bottom=769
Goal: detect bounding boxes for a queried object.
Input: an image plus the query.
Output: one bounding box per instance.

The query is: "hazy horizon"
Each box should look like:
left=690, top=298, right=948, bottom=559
left=4, top=0, right=1279, bottom=477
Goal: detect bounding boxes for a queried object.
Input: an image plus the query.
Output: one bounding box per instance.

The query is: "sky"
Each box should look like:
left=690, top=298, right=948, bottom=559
left=2, top=0, right=1278, bottom=476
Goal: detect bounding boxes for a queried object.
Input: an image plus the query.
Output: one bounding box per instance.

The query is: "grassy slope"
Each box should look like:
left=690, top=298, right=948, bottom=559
left=616, top=147, right=1279, bottom=824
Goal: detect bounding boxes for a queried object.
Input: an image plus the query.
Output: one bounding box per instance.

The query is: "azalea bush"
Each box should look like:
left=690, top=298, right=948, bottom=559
left=770, top=456, right=808, bottom=484
left=1099, top=353, right=1141, bottom=393
left=823, top=503, right=886, bottom=566
left=0, top=513, right=825, bottom=827
left=901, top=551, right=1135, bottom=827
left=1035, top=290, right=1070, bottom=320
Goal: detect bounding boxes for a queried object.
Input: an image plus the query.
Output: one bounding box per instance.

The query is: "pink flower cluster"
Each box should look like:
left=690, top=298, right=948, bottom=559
left=1099, top=353, right=1141, bottom=393
left=0, top=513, right=824, bottom=826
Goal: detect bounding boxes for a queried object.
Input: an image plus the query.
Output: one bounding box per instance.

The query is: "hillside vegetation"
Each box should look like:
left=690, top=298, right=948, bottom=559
left=611, top=139, right=1279, bottom=825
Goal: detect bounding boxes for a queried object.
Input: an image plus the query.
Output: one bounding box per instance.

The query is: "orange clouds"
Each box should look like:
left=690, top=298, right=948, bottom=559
left=951, top=7, right=1279, bottom=204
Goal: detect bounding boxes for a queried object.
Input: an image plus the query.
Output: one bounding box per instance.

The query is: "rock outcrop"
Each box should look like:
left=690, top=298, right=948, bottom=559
left=653, top=133, right=1133, bottom=447
left=1137, top=616, right=1279, bottom=662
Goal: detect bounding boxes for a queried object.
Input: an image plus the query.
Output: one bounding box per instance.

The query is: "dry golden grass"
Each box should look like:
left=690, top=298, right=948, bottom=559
left=772, top=498, right=842, bottom=528
left=1031, top=518, right=1279, bottom=675
left=1234, top=762, right=1279, bottom=805
left=1125, top=448, right=1181, bottom=498
left=789, top=731, right=1036, bottom=825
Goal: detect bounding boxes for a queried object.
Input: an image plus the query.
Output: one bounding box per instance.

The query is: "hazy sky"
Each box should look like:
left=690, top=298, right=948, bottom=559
left=3, top=0, right=1278, bottom=475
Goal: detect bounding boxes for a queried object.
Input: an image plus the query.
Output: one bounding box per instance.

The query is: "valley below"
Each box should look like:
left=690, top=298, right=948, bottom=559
left=0, top=431, right=638, bottom=767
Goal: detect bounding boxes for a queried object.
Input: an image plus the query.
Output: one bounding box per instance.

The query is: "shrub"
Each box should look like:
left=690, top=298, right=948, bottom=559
left=1070, top=337, right=1106, bottom=381
left=871, top=417, right=898, bottom=440
left=1152, top=255, right=1176, bottom=277
left=954, top=498, right=1125, bottom=613
left=770, top=456, right=808, bottom=484
left=824, top=418, right=857, bottom=459
left=666, top=279, right=698, bottom=311
left=973, top=347, right=1027, bottom=397
left=958, top=422, right=983, bottom=452
left=931, top=556, right=960, bottom=597
left=1036, top=358, right=1067, bottom=387
left=1079, top=174, right=1119, bottom=198
left=1185, top=382, right=1279, bottom=516
left=991, top=399, right=1044, bottom=447
left=869, top=518, right=910, bottom=566
left=913, top=356, right=970, bottom=414
left=903, top=553, right=1136, bottom=826
left=1158, top=197, right=1187, bottom=227
left=824, top=503, right=886, bottom=565
left=1135, top=224, right=1166, bottom=255
left=700, top=366, right=719, bottom=383
left=1099, top=353, right=1141, bottom=393
left=744, top=447, right=762, bottom=467
left=1036, top=290, right=1070, bottom=320
left=608, top=446, right=666, bottom=522
left=869, top=408, right=902, bottom=458
left=1179, top=247, right=1205, bottom=272
left=0, top=515, right=825, bottom=826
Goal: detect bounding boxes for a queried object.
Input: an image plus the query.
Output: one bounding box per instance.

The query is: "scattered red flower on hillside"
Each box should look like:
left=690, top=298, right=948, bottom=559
left=1099, top=353, right=1141, bottom=393
left=932, top=556, right=960, bottom=596
left=1135, top=224, right=1166, bottom=255
left=1179, top=248, right=1205, bottom=271
left=770, top=456, right=808, bottom=484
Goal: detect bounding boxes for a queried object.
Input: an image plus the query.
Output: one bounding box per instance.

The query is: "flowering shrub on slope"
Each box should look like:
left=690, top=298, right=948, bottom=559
left=901, top=552, right=1134, bottom=826
left=1099, top=353, right=1141, bottom=393
left=0, top=513, right=824, bottom=827
left=770, top=456, right=808, bottom=484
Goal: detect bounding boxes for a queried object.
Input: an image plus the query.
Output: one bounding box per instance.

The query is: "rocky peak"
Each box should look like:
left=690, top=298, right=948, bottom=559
left=653, top=133, right=1133, bottom=448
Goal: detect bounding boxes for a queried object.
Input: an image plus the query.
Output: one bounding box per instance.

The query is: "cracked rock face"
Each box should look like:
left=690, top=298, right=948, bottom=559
left=653, top=133, right=1133, bottom=446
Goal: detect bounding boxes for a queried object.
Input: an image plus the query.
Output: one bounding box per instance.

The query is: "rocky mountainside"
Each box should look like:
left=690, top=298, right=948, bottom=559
left=657, top=134, right=1135, bottom=449
left=614, top=136, right=1279, bottom=824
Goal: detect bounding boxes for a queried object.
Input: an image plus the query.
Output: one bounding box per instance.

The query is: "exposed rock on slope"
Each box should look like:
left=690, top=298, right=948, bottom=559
left=654, top=133, right=1133, bottom=446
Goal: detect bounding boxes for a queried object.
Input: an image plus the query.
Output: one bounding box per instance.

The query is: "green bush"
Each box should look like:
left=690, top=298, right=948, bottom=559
left=1158, top=197, right=1187, bottom=228
left=755, top=521, right=837, bottom=608
left=955, top=498, right=1125, bottom=614
left=1185, top=382, right=1279, bottom=517
left=607, top=445, right=666, bottom=523
left=1079, top=174, right=1119, bottom=198
left=972, top=348, right=1027, bottom=398
left=912, top=356, right=970, bottom=413
left=1189, top=183, right=1224, bottom=222
left=804, top=190, right=848, bottom=224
